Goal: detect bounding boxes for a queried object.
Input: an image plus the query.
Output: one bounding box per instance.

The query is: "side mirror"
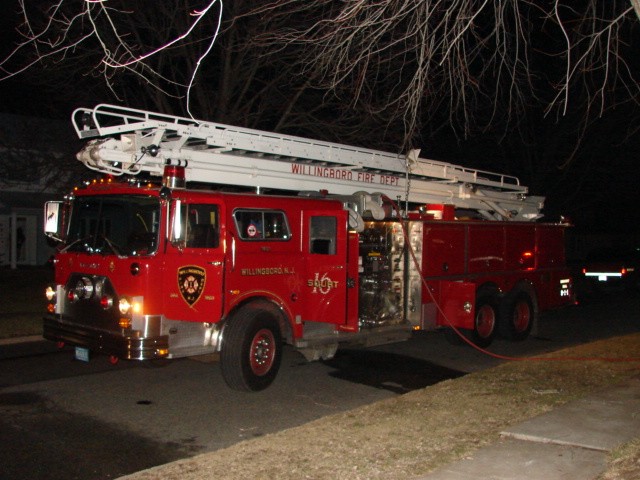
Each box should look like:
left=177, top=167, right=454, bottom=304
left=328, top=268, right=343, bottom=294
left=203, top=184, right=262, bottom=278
left=44, top=201, right=66, bottom=242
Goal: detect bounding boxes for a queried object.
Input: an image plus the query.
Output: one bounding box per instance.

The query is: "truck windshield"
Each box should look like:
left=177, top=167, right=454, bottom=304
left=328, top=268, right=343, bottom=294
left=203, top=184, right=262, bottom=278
left=64, top=195, right=160, bottom=256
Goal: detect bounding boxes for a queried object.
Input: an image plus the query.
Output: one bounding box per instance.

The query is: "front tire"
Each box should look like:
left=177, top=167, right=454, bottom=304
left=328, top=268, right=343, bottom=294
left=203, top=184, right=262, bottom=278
left=221, top=308, right=283, bottom=391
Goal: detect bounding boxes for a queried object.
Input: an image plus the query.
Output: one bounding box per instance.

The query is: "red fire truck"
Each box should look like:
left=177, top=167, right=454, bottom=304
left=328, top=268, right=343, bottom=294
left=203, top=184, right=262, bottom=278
left=43, top=104, right=574, bottom=391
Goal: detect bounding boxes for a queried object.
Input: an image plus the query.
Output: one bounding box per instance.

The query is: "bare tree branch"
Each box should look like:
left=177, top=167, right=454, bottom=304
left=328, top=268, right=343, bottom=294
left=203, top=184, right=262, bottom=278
left=549, top=1, right=639, bottom=118
left=1, top=1, right=638, bottom=154
left=2, top=1, right=225, bottom=114
left=631, top=0, right=640, bottom=20
left=245, top=1, right=542, bottom=146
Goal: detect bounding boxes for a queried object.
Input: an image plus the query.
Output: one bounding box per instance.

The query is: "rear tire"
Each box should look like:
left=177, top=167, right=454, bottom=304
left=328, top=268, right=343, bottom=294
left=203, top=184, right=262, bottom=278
left=445, top=295, right=498, bottom=348
left=221, top=308, right=283, bottom=391
left=471, top=296, right=498, bottom=348
left=499, top=292, right=535, bottom=341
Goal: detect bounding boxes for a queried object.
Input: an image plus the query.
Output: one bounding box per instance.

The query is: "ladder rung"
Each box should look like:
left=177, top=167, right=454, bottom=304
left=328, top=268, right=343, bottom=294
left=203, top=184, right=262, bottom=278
left=72, top=104, right=526, bottom=194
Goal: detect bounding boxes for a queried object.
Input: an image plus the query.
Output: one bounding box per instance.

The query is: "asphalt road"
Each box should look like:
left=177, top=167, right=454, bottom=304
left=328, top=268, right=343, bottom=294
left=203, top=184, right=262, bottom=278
left=1, top=290, right=638, bottom=480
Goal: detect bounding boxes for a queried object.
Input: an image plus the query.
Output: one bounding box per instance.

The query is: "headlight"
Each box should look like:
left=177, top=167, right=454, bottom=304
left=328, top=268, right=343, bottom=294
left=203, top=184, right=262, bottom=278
left=118, top=296, right=143, bottom=315
left=45, top=286, right=56, bottom=302
left=119, top=297, right=132, bottom=315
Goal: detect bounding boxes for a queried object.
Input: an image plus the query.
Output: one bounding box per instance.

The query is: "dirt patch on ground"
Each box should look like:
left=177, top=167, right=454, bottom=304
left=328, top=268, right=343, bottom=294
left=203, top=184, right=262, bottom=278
left=122, top=334, right=640, bottom=480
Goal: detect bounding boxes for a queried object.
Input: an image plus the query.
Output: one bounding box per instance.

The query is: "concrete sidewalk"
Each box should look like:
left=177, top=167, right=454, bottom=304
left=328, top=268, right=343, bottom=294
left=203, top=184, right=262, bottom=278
left=417, top=375, right=640, bottom=480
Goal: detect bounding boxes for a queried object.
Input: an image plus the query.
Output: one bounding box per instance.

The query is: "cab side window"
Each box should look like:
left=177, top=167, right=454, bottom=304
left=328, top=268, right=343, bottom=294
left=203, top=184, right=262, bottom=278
left=186, top=204, right=219, bottom=248
left=309, top=216, right=336, bottom=254
left=234, top=209, right=290, bottom=241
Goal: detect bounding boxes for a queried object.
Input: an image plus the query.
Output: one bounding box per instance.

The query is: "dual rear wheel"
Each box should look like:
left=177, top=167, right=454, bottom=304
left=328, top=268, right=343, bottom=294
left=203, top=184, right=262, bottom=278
left=499, top=292, right=535, bottom=342
left=469, top=295, right=500, bottom=348
left=448, top=290, right=535, bottom=348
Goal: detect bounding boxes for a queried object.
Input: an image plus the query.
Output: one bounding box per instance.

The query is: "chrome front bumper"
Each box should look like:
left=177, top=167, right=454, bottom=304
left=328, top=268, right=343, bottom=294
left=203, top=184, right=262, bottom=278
left=43, top=314, right=169, bottom=360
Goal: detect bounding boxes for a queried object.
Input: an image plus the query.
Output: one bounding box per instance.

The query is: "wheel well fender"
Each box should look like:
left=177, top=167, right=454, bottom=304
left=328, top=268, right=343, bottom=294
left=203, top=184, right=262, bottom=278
left=475, top=282, right=502, bottom=301
left=225, top=297, right=292, bottom=344
left=506, top=280, right=539, bottom=315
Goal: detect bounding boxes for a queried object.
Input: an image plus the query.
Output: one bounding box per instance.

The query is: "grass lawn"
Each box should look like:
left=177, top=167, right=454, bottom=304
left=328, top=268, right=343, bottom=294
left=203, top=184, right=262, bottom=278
left=0, top=266, right=53, bottom=338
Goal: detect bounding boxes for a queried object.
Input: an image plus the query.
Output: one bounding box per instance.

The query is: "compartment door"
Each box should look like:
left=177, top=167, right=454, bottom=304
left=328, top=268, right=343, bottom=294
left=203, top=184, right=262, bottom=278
left=436, top=281, right=476, bottom=329
left=302, top=211, right=348, bottom=325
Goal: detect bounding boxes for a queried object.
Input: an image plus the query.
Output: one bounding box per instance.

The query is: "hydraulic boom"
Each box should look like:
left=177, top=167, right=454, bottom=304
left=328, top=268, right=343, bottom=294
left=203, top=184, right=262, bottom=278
left=73, top=103, right=543, bottom=221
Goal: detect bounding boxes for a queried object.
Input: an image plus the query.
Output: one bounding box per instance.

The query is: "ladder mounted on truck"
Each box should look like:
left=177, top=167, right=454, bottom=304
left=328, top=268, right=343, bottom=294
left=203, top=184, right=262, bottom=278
left=71, top=104, right=543, bottom=222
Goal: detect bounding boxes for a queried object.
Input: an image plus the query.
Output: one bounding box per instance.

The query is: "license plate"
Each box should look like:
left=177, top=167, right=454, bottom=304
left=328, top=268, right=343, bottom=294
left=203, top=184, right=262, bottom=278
left=75, top=346, right=90, bottom=362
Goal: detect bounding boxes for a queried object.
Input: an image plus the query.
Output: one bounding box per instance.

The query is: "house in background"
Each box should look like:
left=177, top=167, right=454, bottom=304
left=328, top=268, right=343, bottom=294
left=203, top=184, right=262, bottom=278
left=0, top=191, right=59, bottom=267
left=0, top=112, right=81, bottom=269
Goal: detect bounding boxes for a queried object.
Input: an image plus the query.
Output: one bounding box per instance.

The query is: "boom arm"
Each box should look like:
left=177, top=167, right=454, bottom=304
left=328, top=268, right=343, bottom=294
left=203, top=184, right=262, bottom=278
left=72, top=104, right=543, bottom=221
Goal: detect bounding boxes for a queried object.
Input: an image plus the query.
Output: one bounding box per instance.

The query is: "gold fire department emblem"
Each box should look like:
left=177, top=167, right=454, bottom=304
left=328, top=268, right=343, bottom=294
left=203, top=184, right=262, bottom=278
left=178, top=265, right=206, bottom=307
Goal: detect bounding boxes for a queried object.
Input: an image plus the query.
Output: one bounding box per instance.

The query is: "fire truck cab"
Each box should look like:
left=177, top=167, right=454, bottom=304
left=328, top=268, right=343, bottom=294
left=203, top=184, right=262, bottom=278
left=43, top=104, right=575, bottom=391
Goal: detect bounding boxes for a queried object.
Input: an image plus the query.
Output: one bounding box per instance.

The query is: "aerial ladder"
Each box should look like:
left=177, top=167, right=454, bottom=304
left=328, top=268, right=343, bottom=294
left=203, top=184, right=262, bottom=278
left=72, top=104, right=544, bottom=223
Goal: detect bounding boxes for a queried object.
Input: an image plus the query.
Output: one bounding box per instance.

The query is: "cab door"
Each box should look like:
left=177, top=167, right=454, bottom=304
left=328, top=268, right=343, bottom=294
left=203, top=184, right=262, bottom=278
left=162, top=201, right=224, bottom=322
left=302, top=211, right=348, bottom=325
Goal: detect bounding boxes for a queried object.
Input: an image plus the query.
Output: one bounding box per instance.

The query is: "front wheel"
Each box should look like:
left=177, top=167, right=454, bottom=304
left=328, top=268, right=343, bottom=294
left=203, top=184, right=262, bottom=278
left=221, top=308, right=283, bottom=391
